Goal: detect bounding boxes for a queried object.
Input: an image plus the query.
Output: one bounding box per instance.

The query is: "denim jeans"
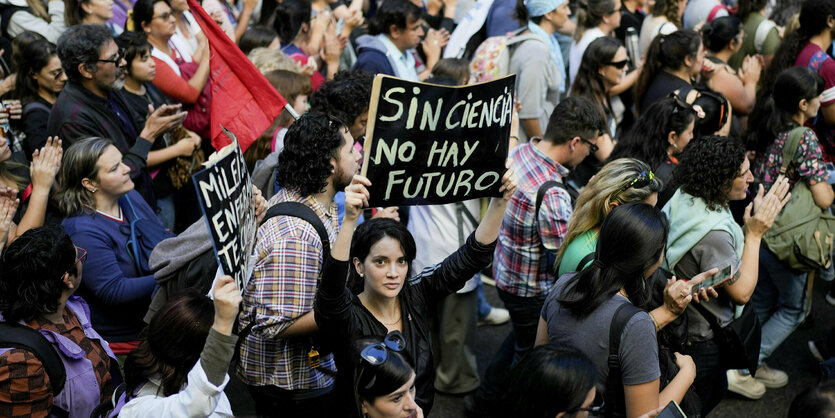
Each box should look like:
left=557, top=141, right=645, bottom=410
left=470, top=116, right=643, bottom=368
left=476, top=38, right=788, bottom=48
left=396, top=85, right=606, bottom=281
left=685, top=339, right=727, bottom=416
left=476, top=278, right=492, bottom=320
left=752, top=247, right=808, bottom=366
left=473, top=289, right=546, bottom=412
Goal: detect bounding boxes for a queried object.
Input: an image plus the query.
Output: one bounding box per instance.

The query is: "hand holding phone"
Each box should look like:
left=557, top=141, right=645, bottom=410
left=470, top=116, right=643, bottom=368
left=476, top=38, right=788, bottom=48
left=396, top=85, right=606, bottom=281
left=691, top=264, right=733, bottom=294
left=656, top=401, right=687, bottom=418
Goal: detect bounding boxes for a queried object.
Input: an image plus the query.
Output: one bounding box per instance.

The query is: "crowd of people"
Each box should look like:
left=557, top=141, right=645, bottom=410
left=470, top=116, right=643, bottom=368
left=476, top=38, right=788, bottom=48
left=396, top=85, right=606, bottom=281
left=1, top=0, right=835, bottom=416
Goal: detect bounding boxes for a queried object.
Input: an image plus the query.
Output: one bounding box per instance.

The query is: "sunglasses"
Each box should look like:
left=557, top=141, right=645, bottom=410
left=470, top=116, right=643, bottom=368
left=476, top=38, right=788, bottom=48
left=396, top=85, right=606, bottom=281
left=611, top=171, right=655, bottom=201
left=580, top=137, right=599, bottom=153
left=360, top=330, right=406, bottom=366
left=607, top=59, right=628, bottom=69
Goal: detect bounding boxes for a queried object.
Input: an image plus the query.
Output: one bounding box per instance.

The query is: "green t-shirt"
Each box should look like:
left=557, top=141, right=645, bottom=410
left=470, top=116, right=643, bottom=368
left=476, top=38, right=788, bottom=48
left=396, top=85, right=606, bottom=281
left=729, top=13, right=781, bottom=70
left=557, top=229, right=598, bottom=277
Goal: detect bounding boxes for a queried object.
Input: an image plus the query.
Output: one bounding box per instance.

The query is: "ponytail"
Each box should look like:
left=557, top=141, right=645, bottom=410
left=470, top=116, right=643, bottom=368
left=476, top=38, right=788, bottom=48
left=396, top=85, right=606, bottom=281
left=635, top=30, right=701, bottom=114
left=574, top=0, right=617, bottom=41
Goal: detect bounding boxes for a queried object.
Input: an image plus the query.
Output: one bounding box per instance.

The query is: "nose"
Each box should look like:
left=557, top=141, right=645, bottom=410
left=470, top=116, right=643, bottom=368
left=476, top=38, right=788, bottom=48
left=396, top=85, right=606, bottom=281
left=387, top=264, right=398, bottom=278
left=404, top=391, right=418, bottom=411
left=120, top=162, right=131, bottom=175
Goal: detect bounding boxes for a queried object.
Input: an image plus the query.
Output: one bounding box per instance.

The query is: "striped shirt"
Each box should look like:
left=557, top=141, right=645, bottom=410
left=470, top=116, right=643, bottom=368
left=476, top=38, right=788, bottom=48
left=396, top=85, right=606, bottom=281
left=494, top=141, right=572, bottom=297
left=237, top=188, right=338, bottom=389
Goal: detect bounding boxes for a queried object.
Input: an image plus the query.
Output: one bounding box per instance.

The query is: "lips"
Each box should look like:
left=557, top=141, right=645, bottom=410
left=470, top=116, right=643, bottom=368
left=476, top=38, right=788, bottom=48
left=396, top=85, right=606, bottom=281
left=383, top=282, right=400, bottom=290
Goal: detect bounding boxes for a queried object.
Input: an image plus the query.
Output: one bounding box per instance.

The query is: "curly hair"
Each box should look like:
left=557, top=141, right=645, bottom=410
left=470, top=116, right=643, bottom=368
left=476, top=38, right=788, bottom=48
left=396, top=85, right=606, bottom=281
left=276, top=112, right=347, bottom=197
left=670, top=135, right=745, bottom=211
left=124, top=289, right=214, bottom=399
left=309, top=70, right=373, bottom=133
left=0, top=225, right=77, bottom=323
left=609, top=97, right=696, bottom=170
left=57, top=24, right=114, bottom=82
left=557, top=158, right=663, bottom=266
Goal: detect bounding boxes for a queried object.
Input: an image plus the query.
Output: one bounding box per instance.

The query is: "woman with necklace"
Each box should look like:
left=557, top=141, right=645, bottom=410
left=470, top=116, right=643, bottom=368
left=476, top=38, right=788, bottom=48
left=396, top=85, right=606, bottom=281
left=115, top=32, right=200, bottom=230
left=315, top=171, right=516, bottom=416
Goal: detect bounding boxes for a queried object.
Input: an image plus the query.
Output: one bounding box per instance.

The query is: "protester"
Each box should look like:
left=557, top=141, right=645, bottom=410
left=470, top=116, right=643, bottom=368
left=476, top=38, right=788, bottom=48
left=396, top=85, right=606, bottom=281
left=497, top=346, right=599, bottom=418
left=49, top=24, right=187, bottom=206
left=273, top=0, right=341, bottom=88
left=662, top=135, right=790, bottom=414
left=636, top=29, right=705, bottom=113
left=682, top=0, right=728, bottom=29
left=638, top=0, right=684, bottom=56
left=57, top=137, right=172, bottom=354
left=352, top=333, right=423, bottom=418
left=65, top=0, right=122, bottom=35
left=167, top=0, right=202, bottom=56
left=315, top=164, right=516, bottom=415
left=239, top=25, right=280, bottom=55
left=13, top=39, right=67, bottom=158
left=758, top=0, right=835, bottom=160
left=743, top=67, right=833, bottom=396
left=686, top=87, right=732, bottom=137
left=537, top=202, right=696, bottom=417
left=614, top=0, right=645, bottom=47
left=470, top=97, right=606, bottom=415
left=1, top=0, right=67, bottom=43
left=702, top=16, right=761, bottom=115
left=557, top=158, right=663, bottom=275
left=247, top=46, right=305, bottom=75
left=354, top=0, right=448, bottom=82
left=609, top=96, right=697, bottom=206
left=569, top=0, right=622, bottom=88
left=0, top=225, right=118, bottom=417
left=728, top=0, right=781, bottom=69
left=309, top=69, right=373, bottom=142
left=119, top=277, right=240, bottom=417
left=237, top=112, right=361, bottom=416
left=570, top=36, right=628, bottom=140
left=509, top=0, right=571, bottom=141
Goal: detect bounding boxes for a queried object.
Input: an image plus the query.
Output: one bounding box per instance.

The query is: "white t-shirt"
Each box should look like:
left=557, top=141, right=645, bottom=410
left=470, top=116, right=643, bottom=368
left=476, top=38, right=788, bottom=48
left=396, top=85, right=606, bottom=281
left=569, top=27, right=605, bottom=91
left=639, top=14, right=678, bottom=58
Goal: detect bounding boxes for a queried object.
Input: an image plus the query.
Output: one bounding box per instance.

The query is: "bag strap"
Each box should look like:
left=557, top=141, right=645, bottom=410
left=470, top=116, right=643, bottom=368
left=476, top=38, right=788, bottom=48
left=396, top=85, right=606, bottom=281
left=577, top=251, right=596, bottom=272
left=753, top=19, right=776, bottom=53
left=778, top=127, right=810, bottom=176
left=707, top=4, right=727, bottom=22
left=123, top=193, right=141, bottom=222
left=0, top=323, right=66, bottom=395
left=605, top=303, right=642, bottom=417
left=535, top=180, right=566, bottom=221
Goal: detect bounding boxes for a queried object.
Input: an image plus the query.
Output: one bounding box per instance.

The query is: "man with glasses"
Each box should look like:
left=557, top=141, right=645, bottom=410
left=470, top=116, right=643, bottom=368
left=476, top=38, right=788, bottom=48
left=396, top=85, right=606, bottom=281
left=48, top=24, right=185, bottom=206
left=468, top=97, right=606, bottom=416
left=0, top=225, right=120, bottom=417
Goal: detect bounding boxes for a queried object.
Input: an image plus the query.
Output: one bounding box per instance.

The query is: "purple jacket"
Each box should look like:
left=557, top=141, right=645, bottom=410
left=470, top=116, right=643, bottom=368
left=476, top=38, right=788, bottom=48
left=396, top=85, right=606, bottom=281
left=0, top=296, right=118, bottom=417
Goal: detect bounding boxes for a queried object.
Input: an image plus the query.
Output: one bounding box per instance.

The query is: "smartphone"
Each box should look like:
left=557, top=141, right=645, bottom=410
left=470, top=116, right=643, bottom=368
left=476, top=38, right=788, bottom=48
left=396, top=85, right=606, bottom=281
left=657, top=401, right=687, bottom=418
left=692, top=264, right=733, bottom=294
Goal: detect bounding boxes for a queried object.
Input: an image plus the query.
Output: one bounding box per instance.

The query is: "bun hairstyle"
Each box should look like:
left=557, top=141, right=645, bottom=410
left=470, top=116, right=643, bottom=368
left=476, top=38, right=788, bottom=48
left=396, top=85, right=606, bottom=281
left=701, top=16, right=742, bottom=53
left=575, top=0, right=617, bottom=40
left=691, top=89, right=730, bottom=137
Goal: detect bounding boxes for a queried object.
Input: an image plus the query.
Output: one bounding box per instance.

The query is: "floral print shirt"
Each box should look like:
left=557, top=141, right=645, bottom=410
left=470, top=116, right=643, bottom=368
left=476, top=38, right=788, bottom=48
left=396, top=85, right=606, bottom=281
left=752, top=128, right=827, bottom=189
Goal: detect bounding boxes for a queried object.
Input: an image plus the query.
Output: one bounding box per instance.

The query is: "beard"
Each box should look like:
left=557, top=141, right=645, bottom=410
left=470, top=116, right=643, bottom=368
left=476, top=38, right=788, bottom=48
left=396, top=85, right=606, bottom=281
left=106, top=68, right=126, bottom=91
left=332, top=163, right=354, bottom=191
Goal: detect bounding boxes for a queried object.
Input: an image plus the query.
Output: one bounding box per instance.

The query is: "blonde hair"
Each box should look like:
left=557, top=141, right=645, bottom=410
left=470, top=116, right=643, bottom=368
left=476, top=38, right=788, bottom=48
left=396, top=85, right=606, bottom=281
left=26, top=0, right=50, bottom=23
left=556, top=158, right=663, bottom=266
left=247, top=47, right=303, bottom=75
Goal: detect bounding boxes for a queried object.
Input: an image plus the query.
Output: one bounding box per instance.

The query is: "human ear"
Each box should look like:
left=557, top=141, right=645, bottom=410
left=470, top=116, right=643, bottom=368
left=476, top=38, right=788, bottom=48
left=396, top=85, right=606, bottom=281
left=78, top=62, right=96, bottom=80
left=62, top=272, right=74, bottom=289
left=81, top=178, right=98, bottom=193
left=798, top=98, right=809, bottom=113
left=353, top=257, right=364, bottom=277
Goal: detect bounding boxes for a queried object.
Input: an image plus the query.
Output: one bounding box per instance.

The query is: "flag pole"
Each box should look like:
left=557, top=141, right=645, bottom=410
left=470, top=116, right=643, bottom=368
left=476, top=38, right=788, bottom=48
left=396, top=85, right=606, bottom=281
left=284, top=103, right=300, bottom=120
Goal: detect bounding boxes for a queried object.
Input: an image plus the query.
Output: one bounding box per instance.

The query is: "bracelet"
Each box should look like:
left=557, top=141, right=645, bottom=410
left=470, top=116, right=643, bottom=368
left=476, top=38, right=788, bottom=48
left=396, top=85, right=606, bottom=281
left=648, top=310, right=660, bottom=331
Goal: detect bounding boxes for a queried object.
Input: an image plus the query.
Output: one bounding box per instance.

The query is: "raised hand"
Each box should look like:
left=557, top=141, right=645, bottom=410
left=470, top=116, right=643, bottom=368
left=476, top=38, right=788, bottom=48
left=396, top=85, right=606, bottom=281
left=212, top=275, right=243, bottom=336
left=30, top=137, right=62, bottom=193
left=344, top=174, right=371, bottom=222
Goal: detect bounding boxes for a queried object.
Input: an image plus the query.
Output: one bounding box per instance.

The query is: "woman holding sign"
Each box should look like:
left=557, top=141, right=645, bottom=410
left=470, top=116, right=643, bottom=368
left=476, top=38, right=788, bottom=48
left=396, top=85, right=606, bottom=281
left=314, top=170, right=516, bottom=416
left=57, top=137, right=172, bottom=354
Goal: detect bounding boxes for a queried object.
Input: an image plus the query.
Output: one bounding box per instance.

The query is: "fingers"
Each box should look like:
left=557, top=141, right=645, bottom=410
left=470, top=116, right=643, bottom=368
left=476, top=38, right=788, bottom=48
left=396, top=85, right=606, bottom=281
left=351, top=174, right=372, bottom=186
left=688, top=267, right=719, bottom=286
left=743, top=201, right=752, bottom=221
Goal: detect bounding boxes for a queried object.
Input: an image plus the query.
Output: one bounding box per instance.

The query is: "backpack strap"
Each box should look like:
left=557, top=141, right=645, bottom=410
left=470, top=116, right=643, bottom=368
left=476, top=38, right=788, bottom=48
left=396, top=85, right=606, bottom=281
left=753, top=19, right=776, bottom=53
left=707, top=4, right=727, bottom=22
left=577, top=251, right=596, bottom=272
left=236, top=202, right=332, bottom=351
left=778, top=127, right=811, bottom=176
left=0, top=323, right=66, bottom=395
left=605, top=303, right=643, bottom=417
left=535, top=180, right=566, bottom=221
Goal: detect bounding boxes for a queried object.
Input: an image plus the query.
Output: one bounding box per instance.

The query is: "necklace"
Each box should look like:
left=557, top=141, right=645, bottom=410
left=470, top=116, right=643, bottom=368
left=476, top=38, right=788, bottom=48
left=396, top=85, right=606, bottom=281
left=379, top=316, right=402, bottom=326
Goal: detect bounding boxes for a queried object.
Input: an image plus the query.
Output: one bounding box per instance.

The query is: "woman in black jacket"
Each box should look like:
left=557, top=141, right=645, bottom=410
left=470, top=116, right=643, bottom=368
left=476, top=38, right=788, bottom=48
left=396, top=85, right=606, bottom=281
left=314, top=171, right=516, bottom=416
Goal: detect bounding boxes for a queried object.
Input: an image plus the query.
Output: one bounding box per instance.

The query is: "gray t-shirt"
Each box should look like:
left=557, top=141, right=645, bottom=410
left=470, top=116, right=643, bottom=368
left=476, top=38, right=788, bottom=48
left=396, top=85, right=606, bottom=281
left=510, top=38, right=561, bottom=142
left=683, top=0, right=728, bottom=29
left=541, top=276, right=660, bottom=393
left=673, top=230, right=741, bottom=341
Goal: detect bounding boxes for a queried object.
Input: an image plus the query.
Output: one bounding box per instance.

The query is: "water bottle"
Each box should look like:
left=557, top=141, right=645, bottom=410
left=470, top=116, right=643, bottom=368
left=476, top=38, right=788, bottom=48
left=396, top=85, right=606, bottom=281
left=625, top=26, right=641, bottom=69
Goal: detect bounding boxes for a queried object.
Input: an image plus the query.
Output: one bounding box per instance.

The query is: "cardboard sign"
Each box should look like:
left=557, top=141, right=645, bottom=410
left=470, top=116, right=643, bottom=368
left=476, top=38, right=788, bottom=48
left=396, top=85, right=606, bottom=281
left=361, top=74, right=515, bottom=206
left=192, top=128, right=257, bottom=292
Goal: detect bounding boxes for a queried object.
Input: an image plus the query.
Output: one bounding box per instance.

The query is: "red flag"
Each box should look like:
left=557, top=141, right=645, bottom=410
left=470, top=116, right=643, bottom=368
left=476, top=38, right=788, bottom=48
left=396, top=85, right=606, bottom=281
left=187, top=0, right=287, bottom=152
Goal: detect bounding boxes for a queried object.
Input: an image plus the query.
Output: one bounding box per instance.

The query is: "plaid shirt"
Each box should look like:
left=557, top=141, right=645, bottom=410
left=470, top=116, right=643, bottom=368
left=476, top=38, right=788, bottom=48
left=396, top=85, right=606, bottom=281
left=237, top=188, right=338, bottom=389
left=494, top=142, right=571, bottom=297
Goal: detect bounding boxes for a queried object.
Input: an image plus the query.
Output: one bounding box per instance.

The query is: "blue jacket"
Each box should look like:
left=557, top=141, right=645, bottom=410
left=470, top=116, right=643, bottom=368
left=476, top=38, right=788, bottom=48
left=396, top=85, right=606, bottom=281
left=353, top=34, right=398, bottom=76
left=62, top=190, right=163, bottom=341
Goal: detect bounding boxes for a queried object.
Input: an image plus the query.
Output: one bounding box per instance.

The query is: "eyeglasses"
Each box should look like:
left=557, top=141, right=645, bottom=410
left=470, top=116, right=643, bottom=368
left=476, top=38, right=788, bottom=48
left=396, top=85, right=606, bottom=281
left=152, top=11, right=174, bottom=20
left=611, top=170, right=655, bottom=201
left=607, top=59, right=628, bottom=69
left=580, top=137, right=599, bottom=153
left=75, top=246, right=88, bottom=264
left=96, top=48, right=125, bottom=65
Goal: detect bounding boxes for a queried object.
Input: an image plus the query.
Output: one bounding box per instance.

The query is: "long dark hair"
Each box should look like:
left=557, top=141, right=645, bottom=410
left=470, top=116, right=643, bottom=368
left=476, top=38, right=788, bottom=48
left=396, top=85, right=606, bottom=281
left=12, top=39, right=57, bottom=106
left=701, top=16, right=742, bottom=53
left=609, top=97, right=696, bottom=170
left=353, top=336, right=416, bottom=417
left=571, top=36, right=622, bottom=117
left=348, top=218, right=417, bottom=294
left=758, top=0, right=835, bottom=100
left=124, top=289, right=214, bottom=398
left=501, top=346, right=598, bottom=417
left=557, top=203, right=669, bottom=317
left=132, top=0, right=170, bottom=32
left=692, top=88, right=730, bottom=138
left=575, top=0, right=617, bottom=40
left=272, top=0, right=310, bottom=43
left=734, top=0, right=768, bottom=22
left=747, top=67, right=824, bottom=154
left=635, top=30, right=701, bottom=113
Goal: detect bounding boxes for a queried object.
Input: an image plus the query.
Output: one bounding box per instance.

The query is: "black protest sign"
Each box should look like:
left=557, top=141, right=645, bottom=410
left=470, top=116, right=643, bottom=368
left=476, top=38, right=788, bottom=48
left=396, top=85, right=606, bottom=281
left=192, top=128, right=257, bottom=292
left=361, top=74, right=515, bottom=206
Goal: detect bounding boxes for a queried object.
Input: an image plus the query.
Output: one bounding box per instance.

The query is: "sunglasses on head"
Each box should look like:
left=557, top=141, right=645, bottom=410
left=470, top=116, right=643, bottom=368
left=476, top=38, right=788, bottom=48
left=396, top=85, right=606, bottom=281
left=611, top=171, right=655, bottom=201
left=607, top=59, right=628, bottom=69
left=668, top=92, right=695, bottom=115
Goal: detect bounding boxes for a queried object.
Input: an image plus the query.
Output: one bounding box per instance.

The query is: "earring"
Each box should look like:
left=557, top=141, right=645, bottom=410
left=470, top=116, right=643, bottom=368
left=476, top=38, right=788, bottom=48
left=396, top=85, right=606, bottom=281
left=359, top=273, right=364, bottom=278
